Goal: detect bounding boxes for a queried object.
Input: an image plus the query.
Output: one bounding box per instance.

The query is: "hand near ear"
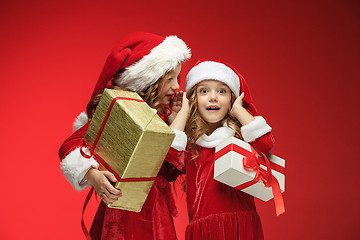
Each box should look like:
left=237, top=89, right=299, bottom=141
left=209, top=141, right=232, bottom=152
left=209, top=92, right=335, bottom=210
left=231, top=92, right=245, bottom=114
left=230, top=92, right=255, bottom=126
left=171, top=91, right=184, bottom=113
left=170, top=92, right=189, bottom=131
left=168, top=91, right=189, bottom=125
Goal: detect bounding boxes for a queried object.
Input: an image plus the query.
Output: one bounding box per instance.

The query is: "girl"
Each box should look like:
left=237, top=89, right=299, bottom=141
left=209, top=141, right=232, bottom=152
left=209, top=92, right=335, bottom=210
left=58, top=32, right=191, bottom=240
left=168, top=59, right=275, bottom=240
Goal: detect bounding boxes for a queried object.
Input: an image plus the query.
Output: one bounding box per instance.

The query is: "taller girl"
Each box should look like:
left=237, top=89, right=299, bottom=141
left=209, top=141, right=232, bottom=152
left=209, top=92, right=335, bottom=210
left=171, top=59, right=275, bottom=239
left=59, top=32, right=190, bottom=240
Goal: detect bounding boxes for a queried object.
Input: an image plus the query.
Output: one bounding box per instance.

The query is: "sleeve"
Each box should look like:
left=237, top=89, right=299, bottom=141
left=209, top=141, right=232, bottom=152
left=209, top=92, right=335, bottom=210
left=170, top=129, right=187, bottom=151
left=58, top=122, right=99, bottom=191
left=166, top=129, right=187, bottom=172
left=250, top=132, right=275, bottom=153
left=164, top=147, right=186, bottom=173
left=158, top=129, right=188, bottom=182
left=158, top=148, right=186, bottom=182
left=241, top=116, right=275, bottom=153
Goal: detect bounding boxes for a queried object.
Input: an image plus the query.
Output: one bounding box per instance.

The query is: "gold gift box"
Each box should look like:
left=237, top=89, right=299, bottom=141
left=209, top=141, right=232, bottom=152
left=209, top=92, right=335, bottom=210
left=84, top=89, right=175, bottom=212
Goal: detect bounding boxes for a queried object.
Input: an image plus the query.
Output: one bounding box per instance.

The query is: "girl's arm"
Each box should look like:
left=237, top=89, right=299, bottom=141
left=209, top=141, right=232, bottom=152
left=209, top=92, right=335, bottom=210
left=84, top=168, right=122, bottom=204
left=59, top=122, right=98, bottom=191
left=249, top=132, right=275, bottom=153
left=231, top=92, right=275, bottom=153
left=161, top=92, right=189, bottom=175
left=59, top=122, right=121, bottom=204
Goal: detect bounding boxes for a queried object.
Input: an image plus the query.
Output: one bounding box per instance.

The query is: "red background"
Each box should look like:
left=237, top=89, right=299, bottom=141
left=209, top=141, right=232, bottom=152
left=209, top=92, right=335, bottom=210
left=1, top=0, right=359, bottom=239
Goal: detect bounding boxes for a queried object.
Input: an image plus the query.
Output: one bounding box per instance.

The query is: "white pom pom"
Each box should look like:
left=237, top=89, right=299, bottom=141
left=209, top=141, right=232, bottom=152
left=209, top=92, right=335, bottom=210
left=73, top=112, right=88, bottom=132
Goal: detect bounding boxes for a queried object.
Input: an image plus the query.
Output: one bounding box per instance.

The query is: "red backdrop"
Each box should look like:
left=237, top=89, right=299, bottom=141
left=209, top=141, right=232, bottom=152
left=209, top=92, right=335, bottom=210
left=1, top=0, right=359, bottom=239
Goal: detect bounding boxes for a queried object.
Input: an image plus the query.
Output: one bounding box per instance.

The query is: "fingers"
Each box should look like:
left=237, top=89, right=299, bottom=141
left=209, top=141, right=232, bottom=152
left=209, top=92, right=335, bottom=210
left=181, top=92, right=189, bottom=111
left=177, top=91, right=184, bottom=98
left=103, top=171, right=117, bottom=183
left=106, top=183, right=122, bottom=196
left=172, top=91, right=179, bottom=102
left=172, top=91, right=183, bottom=107
left=102, top=171, right=122, bottom=195
left=182, top=92, right=188, bottom=102
left=95, top=171, right=122, bottom=204
left=176, top=90, right=183, bottom=96
left=233, top=93, right=244, bottom=107
left=100, top=188, right=122, bottom=204
left=239, top=92, right=245, bottom=100
left=170, top=91, right=185, bottom=115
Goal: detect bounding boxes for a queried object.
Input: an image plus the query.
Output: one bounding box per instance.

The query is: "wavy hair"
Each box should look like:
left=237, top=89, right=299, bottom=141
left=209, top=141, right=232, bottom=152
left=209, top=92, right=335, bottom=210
left=185, top=84, right=244, bottom=159
left=86, top=75, right=167, bottom=120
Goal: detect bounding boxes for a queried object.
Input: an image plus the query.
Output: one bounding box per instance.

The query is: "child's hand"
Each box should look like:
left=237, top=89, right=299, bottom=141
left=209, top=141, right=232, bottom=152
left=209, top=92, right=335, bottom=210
left=230, top=92, right=255, bottom=126
left=168, top=91, right=189, bottom=124
left=169, top=92, right=189, bottom=131
left=85, top=168, right=122, bottom=204
left=177, top=91, right=189, bottom=113
left=230, top=92, right=245, bottom=116
left=171, top=91, right=184, bottom=114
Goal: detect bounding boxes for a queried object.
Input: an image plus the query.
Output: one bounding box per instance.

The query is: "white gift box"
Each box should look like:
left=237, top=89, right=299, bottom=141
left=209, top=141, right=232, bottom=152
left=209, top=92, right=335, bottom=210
left=214, top=136, right=285, bottom=201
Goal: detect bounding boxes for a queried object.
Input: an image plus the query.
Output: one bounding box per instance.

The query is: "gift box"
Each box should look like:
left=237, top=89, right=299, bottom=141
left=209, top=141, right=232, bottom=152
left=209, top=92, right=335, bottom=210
left=84, top=89, right=175, bottom=212
left=214, top=136, right=285, bottom=202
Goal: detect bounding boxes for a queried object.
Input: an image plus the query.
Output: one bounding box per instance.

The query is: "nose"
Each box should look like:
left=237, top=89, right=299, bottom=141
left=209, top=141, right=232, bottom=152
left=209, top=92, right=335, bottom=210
left=209, top=91, right=217, bottom=102
left=171, top=79, right=180, bottom=91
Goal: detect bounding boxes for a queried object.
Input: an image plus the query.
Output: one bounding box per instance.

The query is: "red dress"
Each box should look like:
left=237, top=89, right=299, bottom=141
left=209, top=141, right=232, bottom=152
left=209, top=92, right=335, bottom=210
left=59, top=123, right=180, bottom=240
left=166, top=128, right=275, bottom=240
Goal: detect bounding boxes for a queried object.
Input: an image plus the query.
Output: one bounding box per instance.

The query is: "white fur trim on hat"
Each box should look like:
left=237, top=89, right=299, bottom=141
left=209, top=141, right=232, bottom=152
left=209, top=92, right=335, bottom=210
left=241, top=116, right=272, bottom=143
left=73, top=111, right=89, bottom=132
left=186, top=61, right=240, bottom=97
left=114, top=35, right=191, bottom=91
left=60, top=147, right=99, bottom=191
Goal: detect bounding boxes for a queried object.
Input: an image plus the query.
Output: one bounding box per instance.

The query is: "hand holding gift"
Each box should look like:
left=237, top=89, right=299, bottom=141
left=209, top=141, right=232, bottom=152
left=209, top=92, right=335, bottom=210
left=84, top=168, right=122, bottom=204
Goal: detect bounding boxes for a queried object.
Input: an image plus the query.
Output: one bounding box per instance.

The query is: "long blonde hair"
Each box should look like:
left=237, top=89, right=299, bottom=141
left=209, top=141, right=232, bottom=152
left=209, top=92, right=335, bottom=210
left=185, top=84, right=243, bottom=158
left=86, top=78, right=164, bottom=120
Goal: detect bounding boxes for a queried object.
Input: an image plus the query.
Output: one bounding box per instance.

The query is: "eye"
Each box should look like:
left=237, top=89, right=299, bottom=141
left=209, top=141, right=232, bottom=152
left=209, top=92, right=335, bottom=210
left=199, top=88, right=207, bottom=94
left=219, top=89, right=226, bottom=94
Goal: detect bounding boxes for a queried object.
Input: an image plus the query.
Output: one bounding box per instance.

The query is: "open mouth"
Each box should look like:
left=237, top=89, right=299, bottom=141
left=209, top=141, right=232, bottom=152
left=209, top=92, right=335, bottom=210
left=206, top=106, right=220, bottom=110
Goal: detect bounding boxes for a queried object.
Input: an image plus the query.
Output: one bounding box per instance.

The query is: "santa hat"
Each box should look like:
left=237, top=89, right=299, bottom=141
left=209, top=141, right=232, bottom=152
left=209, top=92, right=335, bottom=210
left=73, top=32, right=191, bottom=132
left=185, top=59, right=258, bottom=116
left=91, top=32, right=191, bottom=98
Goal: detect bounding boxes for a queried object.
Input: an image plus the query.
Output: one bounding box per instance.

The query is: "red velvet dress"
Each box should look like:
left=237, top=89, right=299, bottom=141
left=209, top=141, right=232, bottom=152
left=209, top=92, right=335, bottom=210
left=167, top=132, right=274, bottom=240
left=59, top=123, right=180, bottom=240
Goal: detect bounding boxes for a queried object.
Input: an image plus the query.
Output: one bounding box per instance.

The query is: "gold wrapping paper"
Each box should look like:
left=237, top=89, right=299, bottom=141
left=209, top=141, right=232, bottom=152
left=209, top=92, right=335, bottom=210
left=84, top=89, right=175, bottom=212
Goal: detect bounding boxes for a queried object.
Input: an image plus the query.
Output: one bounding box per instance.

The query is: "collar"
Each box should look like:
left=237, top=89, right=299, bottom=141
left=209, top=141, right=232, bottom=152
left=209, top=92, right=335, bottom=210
left=196, top=124, right=235, bottom=148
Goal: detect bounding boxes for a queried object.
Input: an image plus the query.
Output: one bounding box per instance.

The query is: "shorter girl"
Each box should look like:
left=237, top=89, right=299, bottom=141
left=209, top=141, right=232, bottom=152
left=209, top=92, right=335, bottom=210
left=168, top=59, right=275, bottom=240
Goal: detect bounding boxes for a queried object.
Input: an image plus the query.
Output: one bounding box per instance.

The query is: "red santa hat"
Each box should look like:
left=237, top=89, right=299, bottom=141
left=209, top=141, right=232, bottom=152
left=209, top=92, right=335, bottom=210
left=73, top=32, right=191, bottom=132
left=91, top=32, right=191, bottom=98
left=185, top=59, right=258, bottom=116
